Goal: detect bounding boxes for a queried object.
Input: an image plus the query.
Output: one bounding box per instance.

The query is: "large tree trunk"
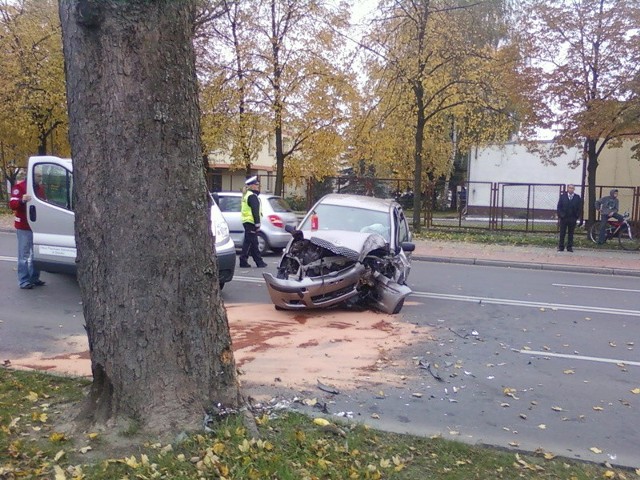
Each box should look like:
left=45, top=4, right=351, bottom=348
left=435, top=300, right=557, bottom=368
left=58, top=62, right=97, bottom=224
left=59, top=0, right=240, bottom=432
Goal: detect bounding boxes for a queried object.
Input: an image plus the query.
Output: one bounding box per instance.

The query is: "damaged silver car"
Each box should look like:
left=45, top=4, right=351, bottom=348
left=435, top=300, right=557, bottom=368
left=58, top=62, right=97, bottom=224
left=262, top=194, right=415, bottom=314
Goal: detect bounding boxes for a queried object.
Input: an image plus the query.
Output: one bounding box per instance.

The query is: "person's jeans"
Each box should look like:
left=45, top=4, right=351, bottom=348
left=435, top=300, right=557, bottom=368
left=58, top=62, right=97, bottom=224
left=16, top=229, right=40, bottom=287
left=598, top=213, right=624, bottom=244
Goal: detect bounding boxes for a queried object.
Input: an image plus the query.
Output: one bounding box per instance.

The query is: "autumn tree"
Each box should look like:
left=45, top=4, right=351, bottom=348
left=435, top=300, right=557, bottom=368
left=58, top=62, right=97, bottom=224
left=0, top=0, right=69, bottom=163
left=357, top=0, right=516, bottom=230
left=59, top=0, right=240, bottom=431
left=249, top=0, right=354, bottom=195
left=199, top=0, right=266, bottom=176
left=515, top=0, right=640, bottom=224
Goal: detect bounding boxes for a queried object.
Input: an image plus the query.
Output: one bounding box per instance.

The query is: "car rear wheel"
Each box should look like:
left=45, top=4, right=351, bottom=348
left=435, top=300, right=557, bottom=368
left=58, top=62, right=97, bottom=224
left=257, top=233, right=268, bottom=255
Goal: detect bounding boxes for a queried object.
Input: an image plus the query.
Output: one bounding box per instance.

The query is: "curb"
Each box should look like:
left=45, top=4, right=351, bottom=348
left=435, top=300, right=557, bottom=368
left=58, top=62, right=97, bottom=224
left=413, top=254, right=640, bottom=278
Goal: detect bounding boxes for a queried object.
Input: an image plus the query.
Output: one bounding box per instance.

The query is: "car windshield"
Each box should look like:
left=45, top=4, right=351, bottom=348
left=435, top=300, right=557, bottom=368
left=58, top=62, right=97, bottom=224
left=269, top=197, right=293, bottom=212
left=300, top=204, right=391, bottom=241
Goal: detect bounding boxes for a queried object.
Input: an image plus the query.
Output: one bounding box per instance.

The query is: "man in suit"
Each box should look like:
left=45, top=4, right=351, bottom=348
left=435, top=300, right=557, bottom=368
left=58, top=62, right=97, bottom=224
left=556, top=184, right=582, bottom=252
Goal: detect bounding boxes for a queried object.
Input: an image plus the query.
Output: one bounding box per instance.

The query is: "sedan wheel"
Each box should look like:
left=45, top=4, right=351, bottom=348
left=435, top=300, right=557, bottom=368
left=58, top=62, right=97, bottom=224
left=257, top=233, right=268, bottom=254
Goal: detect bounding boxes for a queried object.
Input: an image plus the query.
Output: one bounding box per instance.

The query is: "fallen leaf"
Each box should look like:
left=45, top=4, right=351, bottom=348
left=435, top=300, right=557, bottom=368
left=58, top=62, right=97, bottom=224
left=563, top=369, right=575, bottom=375
left=87, top=432, right=99, bottom=439
left=519, top=413, right=527, bottom=419
left=543, top=452, right=556, bottom=460
left=631, top=388, right=640, bottom=394
left=26, top=391, right=38, bottom=402
left=54, top=450, right=65, bottom=461
left=53, top=465, right=66, bottom=480
left=313, top=418, right=330, bottom=427
left=412, top=392, right=423, bottom=398
left=538, top=424, right=546, bottom=429
left=609, top=342, right=617, bottom=347
left=49, top=432, right=66, bottom=442
left=593, top=406, right=604, bottom=411
left=501, top=402, right=510, bottom=408
left=604, top=471, right=615, bottom=479
left=589, top=447, right=602, bottom=454
left=448, top=430, right=460, bottom=436
left=79, top=446, right=92, bottom=454
left=371, top=413, right=380, bottom=419
left=522, top=346, right=532, bottom=350
left=551, top=406, right=564, bottom=412
left=509, top=441, right=520, bottom=447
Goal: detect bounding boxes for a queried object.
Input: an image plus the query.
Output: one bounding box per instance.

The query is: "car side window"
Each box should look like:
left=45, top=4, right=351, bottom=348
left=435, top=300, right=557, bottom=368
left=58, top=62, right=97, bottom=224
left=35, top=163, right=73, bottom=211
left=218, top=196, right=242, bottom=212
left=397, top=209, right=409, bottom=243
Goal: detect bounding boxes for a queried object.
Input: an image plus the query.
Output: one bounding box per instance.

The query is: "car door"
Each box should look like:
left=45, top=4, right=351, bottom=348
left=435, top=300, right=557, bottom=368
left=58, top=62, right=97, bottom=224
left=217, top=193, right=244, bottom=248
left=27, top=156, right=77, bottom=274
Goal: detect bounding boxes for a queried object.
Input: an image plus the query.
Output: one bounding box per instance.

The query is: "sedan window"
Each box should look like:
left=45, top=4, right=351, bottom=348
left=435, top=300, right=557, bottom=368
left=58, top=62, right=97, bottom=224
left=300, top=204, right=391, bottom=241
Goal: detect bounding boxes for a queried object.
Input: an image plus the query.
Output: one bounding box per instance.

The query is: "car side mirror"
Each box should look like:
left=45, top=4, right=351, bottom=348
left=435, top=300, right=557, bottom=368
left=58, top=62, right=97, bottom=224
left=401, top=241, right=415, bottom=253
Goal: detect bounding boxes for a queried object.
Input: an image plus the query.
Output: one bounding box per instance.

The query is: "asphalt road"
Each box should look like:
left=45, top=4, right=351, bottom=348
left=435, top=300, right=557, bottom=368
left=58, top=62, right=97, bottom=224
left=1, top=230, right=638, bottom=468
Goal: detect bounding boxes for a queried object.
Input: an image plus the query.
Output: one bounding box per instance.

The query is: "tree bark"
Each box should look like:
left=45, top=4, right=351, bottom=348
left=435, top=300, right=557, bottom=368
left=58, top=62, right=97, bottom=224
left=59, top=0, right=240, bottom=432
left=586, top=137, right=599, bottom=226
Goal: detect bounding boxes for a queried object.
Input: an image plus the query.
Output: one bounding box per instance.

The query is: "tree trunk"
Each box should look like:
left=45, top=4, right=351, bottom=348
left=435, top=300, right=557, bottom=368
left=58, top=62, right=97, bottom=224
left=59, top=0, right=240, bottom=432
left=412, top=83, right=426, bottom=232
left=586, top=138, right=599, bottom=226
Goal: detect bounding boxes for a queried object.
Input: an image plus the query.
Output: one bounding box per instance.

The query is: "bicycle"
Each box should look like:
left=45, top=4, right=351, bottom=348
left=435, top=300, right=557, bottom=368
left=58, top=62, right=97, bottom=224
left=588, top=212, right=640, bottom=250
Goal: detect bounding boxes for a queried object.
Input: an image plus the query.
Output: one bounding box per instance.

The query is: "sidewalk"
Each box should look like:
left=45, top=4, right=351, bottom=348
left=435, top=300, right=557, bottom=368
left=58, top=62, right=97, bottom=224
left=411, top=238, right=640, bottom=277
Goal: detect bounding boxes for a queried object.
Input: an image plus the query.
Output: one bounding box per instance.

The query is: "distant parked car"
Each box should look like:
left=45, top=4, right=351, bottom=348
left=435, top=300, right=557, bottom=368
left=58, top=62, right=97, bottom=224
left=262, top=193, right=415, bottom=314
left=215, top=191, right=299, bottom=254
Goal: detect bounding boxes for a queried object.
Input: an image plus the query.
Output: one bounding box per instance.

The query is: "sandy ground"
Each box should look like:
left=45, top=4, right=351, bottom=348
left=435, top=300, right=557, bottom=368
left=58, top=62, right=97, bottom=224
left=7, top=302, right=433, bottom=398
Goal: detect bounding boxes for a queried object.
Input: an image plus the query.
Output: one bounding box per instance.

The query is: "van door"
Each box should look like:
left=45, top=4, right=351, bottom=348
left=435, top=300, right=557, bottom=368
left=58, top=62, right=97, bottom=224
left=27, top=156, right=77, bottom=274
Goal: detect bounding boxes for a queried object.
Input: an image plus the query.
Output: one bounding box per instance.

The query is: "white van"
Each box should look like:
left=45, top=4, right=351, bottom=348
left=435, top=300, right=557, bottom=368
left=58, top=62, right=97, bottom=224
left=26, top=156, right=236, bottom=287
left=26, top=156, right=76, bottom=274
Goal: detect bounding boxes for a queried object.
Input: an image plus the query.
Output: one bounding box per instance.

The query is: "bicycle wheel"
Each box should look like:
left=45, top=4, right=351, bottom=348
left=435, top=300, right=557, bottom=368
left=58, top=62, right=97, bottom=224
left=589, top=222, right=601, bottom=243
left=618, top=224, right=640, bottom=250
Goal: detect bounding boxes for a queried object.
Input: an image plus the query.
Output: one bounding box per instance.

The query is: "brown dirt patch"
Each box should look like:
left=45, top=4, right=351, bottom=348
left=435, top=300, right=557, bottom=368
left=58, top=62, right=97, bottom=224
left=8, top=303, right=433, bottom=395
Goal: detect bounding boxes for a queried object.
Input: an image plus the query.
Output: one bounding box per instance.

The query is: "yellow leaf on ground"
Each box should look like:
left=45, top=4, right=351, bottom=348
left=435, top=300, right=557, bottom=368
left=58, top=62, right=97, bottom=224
left=604, top=471, right=616, bottom=478
left=564, top=369, right=575, bottom=375
left=53, top=465, right=66, bottom=480
left=631, top=388, right=640, bottom=394
left=313, top=418, right=330, bottom=427
left=538, top=424, right=547, bottom=429
left=589, top=447, right=602, bottom=454
left=593, top=406, right=604, bottom=411
left=49, top=432, right=65, bottom=442
left=26, top=391, right=38, bottom=402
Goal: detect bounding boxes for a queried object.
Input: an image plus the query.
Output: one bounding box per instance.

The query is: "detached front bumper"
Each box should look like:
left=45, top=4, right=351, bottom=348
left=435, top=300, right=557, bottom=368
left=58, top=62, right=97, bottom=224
left=262, top=264, right=366, bottom=310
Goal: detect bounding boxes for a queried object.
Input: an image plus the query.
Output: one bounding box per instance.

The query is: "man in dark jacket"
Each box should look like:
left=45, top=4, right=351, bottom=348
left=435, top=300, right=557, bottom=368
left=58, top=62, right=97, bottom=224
left=556, top=184, right=582, bottom=252
left=595, top=189, right=622, bottom=244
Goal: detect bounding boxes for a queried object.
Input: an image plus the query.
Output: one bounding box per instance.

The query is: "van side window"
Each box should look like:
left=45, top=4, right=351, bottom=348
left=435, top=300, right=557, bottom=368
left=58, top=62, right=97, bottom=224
left=36, top=163, right=73, bottom=211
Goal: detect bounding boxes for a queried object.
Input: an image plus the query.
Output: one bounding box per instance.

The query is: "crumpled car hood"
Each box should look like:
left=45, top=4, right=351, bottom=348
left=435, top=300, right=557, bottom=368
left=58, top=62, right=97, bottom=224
left=302, top=230, right=388, bottom=262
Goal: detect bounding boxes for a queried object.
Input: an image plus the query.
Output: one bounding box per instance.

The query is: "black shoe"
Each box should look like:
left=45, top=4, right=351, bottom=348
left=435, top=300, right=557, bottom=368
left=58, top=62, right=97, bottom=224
left=33, top=280, right=46, bottom=286
left=557, top=247, right=564, bottom=252
left=20, top=283, right=33, bottom=289
left=239, top=261, right=251, bottom=268
left=567, top=248, right=573, bottom=252
left=256, top=262, right=268, bottom=268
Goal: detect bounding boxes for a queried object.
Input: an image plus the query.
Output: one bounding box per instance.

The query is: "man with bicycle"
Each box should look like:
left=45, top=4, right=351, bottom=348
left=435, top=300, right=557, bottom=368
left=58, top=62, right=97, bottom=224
left=595, top=189, right=623, bottom=244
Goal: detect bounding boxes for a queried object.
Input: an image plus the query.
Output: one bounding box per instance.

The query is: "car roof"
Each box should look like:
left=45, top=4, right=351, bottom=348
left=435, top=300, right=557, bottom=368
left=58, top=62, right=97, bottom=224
left=315, top=194, right=399, bottom=213
left=215, top=191, right=280, bottom=199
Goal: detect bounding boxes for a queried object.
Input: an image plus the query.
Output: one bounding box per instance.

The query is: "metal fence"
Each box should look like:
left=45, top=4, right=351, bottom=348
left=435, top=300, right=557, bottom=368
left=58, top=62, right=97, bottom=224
left=210, top=171, right=640, bottom=233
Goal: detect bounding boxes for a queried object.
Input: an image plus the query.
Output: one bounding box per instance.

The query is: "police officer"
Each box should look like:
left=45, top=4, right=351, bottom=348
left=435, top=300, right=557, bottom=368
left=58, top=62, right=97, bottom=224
left=239, top=176, right=267, bottom=268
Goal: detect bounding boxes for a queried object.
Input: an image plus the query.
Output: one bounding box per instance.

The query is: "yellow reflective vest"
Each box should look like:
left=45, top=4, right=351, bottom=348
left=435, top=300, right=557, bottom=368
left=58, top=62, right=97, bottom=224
left=241, top=190, right=262, bottom=224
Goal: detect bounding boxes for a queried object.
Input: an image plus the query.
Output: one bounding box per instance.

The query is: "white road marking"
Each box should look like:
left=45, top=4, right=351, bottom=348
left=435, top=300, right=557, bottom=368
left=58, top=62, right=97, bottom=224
left=0, top=255, right=14, bottom=262
left=410, top=291, right=640, bottom=317
left=553, top=283, right=640, bottom=293
left=517, top=349, right=640, bottom=368
left=234, top=275, right=266, bottom=284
